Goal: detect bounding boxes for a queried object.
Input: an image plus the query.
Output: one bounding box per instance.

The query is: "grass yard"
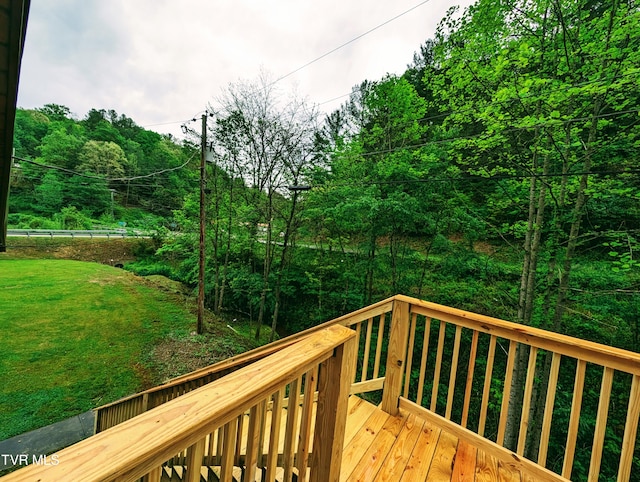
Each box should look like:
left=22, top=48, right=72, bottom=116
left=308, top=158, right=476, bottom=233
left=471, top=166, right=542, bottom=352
left=0, top=259, right=197, bottom=440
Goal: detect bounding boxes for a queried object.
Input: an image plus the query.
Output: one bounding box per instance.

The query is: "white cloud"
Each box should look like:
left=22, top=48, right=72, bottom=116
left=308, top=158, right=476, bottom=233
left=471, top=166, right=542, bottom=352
left=17, top=0, right=474, bottom=138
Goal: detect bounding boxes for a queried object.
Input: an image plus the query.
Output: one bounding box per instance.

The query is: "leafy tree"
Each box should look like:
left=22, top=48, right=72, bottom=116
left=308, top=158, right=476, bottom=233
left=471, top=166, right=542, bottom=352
left=431, top=0, right=640, bottom=470
left=208, top=72, right=319, bottom=339
left=77, top=140, right=128, bottom=178
left=13, top=110, right=50, bottom=158
left=34, top=171, right=64, bottom=215
left=36, top=123, right=85, bottom=169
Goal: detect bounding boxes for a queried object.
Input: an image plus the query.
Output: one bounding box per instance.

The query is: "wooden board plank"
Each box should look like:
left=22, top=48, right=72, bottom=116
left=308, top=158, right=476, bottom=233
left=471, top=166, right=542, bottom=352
left=399, top=397, right=569, bottom=482
left=346, top=413, right=407, bottom=482
left=375, top=413, right=424, bottom=482
left=475, top=449, right=499, bottom=482
left=399, top=422, right=441, bottom=482
left=498, top=459, right=522, bottom=482
left=425, top=431, right=458, bottom=482
left=343, top=396, right=378, bottom=448
left=451, top=439, right=478, bottom=482
left=340, top=409, right=390, bottom=482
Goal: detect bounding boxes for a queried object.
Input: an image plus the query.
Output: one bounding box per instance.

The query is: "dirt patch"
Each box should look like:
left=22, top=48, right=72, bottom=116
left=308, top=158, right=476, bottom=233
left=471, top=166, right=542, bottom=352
left=4, top=238, right=153, bottom=265
left=149, top=331, right=250, bottom=383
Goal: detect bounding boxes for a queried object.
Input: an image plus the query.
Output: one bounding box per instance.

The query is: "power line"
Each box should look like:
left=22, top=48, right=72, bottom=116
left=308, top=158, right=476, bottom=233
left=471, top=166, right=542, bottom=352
left=12, top=152, right=197, bottom=182
left=269, top=0, right=436, bottom=87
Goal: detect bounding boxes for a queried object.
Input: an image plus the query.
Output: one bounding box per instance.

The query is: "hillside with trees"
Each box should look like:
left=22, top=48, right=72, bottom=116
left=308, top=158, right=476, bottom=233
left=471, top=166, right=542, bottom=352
left=11, top=104, right=197, bottom=230
left=10, top=0, right=639, bottom=344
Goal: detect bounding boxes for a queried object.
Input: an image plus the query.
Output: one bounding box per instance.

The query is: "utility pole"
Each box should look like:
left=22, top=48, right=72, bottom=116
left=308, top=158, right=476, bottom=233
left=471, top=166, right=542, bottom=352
left=197, top=113, right=207, bottom=334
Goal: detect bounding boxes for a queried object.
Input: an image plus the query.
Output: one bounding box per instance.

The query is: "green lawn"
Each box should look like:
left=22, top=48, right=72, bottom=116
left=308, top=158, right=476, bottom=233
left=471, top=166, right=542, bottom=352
left=0, top=259, right=195, bottom=439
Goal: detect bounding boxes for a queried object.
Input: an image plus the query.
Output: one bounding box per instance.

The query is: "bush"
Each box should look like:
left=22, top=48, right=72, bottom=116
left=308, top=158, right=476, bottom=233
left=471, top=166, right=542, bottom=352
left=7, top=213, right=58, bottom=229
left=54, top=206, right=93, bottom=230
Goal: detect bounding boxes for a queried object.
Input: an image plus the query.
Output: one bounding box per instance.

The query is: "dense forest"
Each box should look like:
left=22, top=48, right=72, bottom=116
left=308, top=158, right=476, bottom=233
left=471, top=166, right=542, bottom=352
left=8, top=0, right=640, bottom=478
left=10, top=0, right=639, bottom=341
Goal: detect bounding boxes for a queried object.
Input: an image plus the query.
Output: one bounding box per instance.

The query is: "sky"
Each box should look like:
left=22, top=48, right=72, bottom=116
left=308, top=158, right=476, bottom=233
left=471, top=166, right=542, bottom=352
left=17, top=0, right=474, bottom=139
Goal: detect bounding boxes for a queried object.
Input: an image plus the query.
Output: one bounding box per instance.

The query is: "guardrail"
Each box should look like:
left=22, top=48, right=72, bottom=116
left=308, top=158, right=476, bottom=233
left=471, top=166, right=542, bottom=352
left=94, top=297, right=395, bottom=433
left=393, top=295, right=640, bottom=482
left=6, top=229, right=146, bottom=239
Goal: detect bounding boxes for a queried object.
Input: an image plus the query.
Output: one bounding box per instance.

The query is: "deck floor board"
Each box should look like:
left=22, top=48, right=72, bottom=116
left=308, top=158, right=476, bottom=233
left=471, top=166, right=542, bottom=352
left=161, top=396, right=551, bottom=482
left=342, top=397, right=540, bottom=482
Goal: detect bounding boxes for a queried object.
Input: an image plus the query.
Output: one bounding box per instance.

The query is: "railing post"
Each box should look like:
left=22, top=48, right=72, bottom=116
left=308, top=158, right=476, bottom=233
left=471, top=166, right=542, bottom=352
left=185, top=438, right=206, bottom=482
left=310, top=331, right=357, bottom=482
left=381, top=299, right=411, bottom=415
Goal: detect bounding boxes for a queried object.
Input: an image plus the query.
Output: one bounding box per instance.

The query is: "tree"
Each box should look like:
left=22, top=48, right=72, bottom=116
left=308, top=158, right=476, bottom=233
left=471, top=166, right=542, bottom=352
left=77, top=140, right=128, bottom=178
left=209, top=71, right=319, bottom=339
left=431, top=0, right=640, bottom=469
left=308, top=75, right=434, bottom=303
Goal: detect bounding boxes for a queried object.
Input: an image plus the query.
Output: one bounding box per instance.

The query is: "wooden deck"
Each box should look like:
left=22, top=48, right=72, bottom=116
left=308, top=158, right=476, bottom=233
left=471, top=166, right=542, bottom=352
left=341, top=396, right=532, bottom=482
left=158, top=395, right=536, bottom=482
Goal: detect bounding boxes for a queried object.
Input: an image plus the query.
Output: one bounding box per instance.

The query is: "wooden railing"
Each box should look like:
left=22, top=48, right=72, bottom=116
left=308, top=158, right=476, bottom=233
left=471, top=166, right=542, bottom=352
left=389, top=295, right=640, bottom=482
left=94, top=297, right=395, bottom=433
left=1, top=325, right=356, bottom=482
left=9, top=295, right=639, bottom=481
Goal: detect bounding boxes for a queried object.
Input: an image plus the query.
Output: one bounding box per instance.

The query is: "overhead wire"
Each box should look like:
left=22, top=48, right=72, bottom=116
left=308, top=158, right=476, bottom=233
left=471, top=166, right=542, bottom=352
left=12, top=151, right=198, bottom=182
left=268, top=0, right=436, bottom=88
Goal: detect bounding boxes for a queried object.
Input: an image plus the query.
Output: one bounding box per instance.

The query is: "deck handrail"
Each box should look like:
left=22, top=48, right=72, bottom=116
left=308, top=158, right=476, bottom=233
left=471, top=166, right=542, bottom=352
left=387, top=295, right=640, bottom=482
left=1, top=325, right=357, bottom=482
left=94, top=296, right=394, bottom=433
left=69, top=294, right=640, bottom=480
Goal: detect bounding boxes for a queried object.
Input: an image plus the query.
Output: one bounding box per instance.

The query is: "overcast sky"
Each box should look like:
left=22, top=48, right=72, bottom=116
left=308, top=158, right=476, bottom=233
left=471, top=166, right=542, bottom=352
left=17, top=0, right=473, bottom=139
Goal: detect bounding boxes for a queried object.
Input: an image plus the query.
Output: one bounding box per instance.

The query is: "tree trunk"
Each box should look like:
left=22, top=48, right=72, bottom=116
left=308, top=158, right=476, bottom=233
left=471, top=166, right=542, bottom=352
left=255, top=190, right=274, bottom=340
left=270, top=190, right=300, bottom=342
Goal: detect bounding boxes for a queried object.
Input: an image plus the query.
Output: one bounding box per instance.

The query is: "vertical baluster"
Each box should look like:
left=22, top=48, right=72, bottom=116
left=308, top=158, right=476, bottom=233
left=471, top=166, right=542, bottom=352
left=297, top=367, right=319, bottom=481
left=353, top=323, right=362, bottom=383
left=216, top=426, right=224, bottom=465
left=588, top=367, right=613, bottom=481
left=220, top=421, right=238, bottom=482
left=538, top=352, right=561, bottom=466
left=257, top=399, right=268, bottom=473
left=430, top=320, right=447, bottom=412
left=562, top=359, right=586, bottom=479
left=517, top=346, right=538, bottom=455
left=416, top=317, right=432, bottom=406
left=461, top=330, right=479, bottom=428
left=445, top=325, right=463, bottom=420
left=265, top=389, right=284, bottom=482
left=373, top=313, right=386, bottom=378
left=245, top=403, right=263, bottom=482
left=478, top=335, right=497, bottom=437
left=185, top=438, right=206, bottom=482
left=205, top=430, right=216, bottom=470
left=283, top=377, right=301, bottom=482
left=403, top=313, right=418, bottom=398
left=234, top=413, right=244, bottom=466
left=617, top=374, right=640, bottom=482
left=497, top=340, right=517, bottom=446
left=361, top=317, right=374, bottom=382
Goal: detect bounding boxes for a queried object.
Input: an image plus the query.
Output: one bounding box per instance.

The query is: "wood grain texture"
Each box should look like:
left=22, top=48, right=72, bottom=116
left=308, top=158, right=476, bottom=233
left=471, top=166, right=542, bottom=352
left=375, top=413, right=424, bottom=482
left=381, top=300, right=411, bottom=415
left=346, top=413, right=406, bottom=482
left=425, top=431, right=458, bottom=482
left=451, top=439, right=478, bottom=482
left=399, top=422, right=441, bottom=482
left=340, top=409, right=390, bottom=482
